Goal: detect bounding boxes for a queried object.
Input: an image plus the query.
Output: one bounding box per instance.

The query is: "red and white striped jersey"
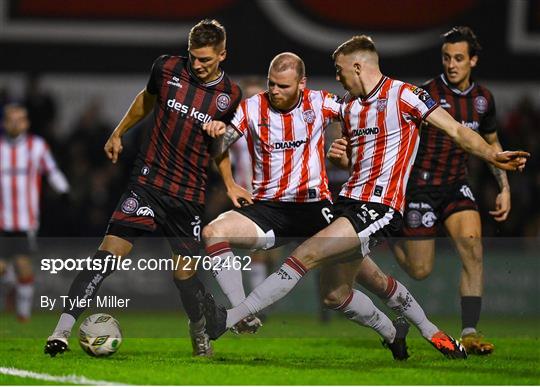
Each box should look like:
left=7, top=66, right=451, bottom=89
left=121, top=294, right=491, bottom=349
left=231, top=89, right=340, bottom=202
left=0, top=134, right=69, bottom=232
left=339, top=76, right=438, bottom=213
left=229, top=136, right=253, bottom=192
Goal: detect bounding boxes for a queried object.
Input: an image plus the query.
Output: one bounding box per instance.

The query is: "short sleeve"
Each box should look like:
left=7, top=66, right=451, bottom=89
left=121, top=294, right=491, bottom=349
left=145, top=55, right=167, bottom=95
left=230, top=100, right=248, bottom=136
left=218, top=88, right=243, bottom=126
left=400, top=85, right=439, bottom=121
left=321, top=91, right=342, bottom=123
left=479, top=92, right=497, bottom=134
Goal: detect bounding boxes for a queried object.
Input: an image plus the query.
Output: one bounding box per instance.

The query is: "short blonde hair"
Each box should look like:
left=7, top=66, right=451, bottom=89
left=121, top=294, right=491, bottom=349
left=269, top=52, right=305, bottom=80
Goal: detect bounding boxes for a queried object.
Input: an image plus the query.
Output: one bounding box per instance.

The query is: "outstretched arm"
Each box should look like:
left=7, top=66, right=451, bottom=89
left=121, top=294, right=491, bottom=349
left=104, top=89, right=156, bottom=163
left=214, top=151, right=253, bottom=208
left=425, top=106, right=529, bottom=172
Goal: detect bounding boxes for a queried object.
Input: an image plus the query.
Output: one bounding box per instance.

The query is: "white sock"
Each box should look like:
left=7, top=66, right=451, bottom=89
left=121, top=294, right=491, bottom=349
left=207, top=242, right=246, bottom=307
left=226, top=256, right=306, bottom=328
left=15, top=282, right=34, bottom=319
left=461, top=327, right=477, bottom=337
left=52, top=313, right=76, bottom=337
left=249, top=261, right=267, bottom=290
left=336, top=289, right=396, bottom=343
left=383, top=277, right=439, bottom=339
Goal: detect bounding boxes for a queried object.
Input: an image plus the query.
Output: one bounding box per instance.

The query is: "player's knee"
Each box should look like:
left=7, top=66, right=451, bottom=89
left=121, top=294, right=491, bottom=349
left=456, top=235, right=482, bottom=256
left=201, top=223, right=228, bottom=244
left=408, top=261, right=433, bottom=280
left=321, top=286, right=352, bottom=309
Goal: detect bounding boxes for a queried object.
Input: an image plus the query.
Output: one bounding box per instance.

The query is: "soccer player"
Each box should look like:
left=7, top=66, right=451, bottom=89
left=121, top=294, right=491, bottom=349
left=202, top=53, right=469, bottom=359
left=0, top=104, right=69, bottom=322
left=44, top=19, right=249, bottom=357
left=392, top=26, right=510, bottom=355
left=201, top=36, right=528, bottom=359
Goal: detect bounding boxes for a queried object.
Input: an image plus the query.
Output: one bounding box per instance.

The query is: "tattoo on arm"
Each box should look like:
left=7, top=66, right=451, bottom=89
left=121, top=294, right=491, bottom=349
left=488, top=163, right=510, bottom=191
left=483, top=133, right=510, bottom=192
left=211, top=126, right=241, bottom=159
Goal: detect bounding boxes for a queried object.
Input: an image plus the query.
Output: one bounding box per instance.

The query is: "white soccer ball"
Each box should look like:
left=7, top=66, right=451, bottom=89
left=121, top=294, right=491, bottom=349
left=79, top=313, right=122, bottom=357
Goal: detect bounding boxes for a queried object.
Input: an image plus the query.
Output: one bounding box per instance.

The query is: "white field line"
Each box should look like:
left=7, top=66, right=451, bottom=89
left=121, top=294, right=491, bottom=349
left=0, top=366, right=130, bottom=385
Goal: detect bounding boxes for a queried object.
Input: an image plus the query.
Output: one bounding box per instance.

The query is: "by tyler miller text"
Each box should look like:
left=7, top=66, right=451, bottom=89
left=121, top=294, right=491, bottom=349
left=41, top=296, right=130, bottom=311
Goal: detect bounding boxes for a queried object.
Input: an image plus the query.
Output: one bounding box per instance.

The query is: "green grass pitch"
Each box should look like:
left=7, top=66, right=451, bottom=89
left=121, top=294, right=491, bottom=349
left=1, top=312, right=539, bottom=385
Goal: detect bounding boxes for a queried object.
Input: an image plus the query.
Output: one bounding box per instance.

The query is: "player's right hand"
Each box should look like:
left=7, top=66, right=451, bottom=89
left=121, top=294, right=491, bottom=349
left=327, top=137, right=348, bottom=161
left=203, top=120, right=227, bottom=138
left=492, top=150, right=530, bottom=172
left=227, top=183, right=254, bottom=208
left=104, top=134, right=123, bottom=164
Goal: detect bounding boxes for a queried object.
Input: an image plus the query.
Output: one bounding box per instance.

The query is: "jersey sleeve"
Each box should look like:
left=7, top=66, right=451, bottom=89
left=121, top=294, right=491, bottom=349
left=479, top=91, right=498, bottom=134
left=400, top=85, right=439, bottom=121
left=230, top=99, right=249, bottom=136
left=321, top=91, right=342, bottom=123
left=145, top=55, right=168, bottom=95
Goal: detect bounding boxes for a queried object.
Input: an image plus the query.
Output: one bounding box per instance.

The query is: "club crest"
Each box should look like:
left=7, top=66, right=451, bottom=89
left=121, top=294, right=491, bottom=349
left=473, top=96, right=488, bottom=114
left=302, top=109, right=316, bottom=124
left=216, top=93, right=231, bottom=112
left=121, top=197, right=139, bottom=214
left=376, top=98, right=387, bottom=112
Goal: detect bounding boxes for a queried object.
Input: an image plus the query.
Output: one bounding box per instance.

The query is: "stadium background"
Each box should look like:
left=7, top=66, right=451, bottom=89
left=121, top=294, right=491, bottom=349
left=0, top=0, right=538, bottom=318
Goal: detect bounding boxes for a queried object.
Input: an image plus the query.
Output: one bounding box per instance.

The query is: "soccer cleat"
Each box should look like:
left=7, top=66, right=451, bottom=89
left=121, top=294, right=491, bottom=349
left=429, top=331, right=467, bottom=359
left=188, top=317, right=213, bottom=357
left=230, top=315, right=263, bottom=335
left=461, top=332, right=494, bottom=355
left=44, top=331, right=70, bottom=357
left=202, top=293, right=228, bottom=340
left=383, top=316, right=410, bottom=360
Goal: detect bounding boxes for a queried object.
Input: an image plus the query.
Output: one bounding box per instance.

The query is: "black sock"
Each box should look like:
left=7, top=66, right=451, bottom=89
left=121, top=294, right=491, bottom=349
left=461, top=296, right=482, bottom=330
left=62, top=250, right=117, bottom=319
left=173, top=275, right=206, bottom=322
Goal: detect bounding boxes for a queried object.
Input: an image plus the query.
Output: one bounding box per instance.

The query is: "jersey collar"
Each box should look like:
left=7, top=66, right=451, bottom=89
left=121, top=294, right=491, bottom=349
left=358, top=75, right=388, bottom=102
left=187, top=63, right=224, bottom=87
left=440, top=73, right=475, bottom=96
left=2, top=133, right=27, bottom=144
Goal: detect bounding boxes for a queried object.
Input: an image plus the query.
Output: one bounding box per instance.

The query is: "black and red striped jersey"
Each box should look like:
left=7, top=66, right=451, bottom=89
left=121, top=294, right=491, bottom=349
left=409, top=74, right=497, bottom=188
left=133, top=55, right=242, bottom=203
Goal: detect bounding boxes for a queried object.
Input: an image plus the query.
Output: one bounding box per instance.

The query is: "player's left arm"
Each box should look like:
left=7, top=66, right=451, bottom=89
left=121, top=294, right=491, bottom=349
left=482, top=131, right=511, bottom=221
left=207, top=122, right=242, bottom=159
left=425, top=106, right=529, bottom=172
left=214, top=150, right=253, bottom=208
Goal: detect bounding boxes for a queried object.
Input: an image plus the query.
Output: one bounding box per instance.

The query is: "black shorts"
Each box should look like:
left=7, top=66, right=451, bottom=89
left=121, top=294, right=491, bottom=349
left=333, top=197, right=402, bottom=257
left=234, top=200, right=334, bottom=249
left=107, top=183, right=204, bottom=255
left=0, top=231, right=37, bottom=257
left=402, top=180, right=478, bottom=238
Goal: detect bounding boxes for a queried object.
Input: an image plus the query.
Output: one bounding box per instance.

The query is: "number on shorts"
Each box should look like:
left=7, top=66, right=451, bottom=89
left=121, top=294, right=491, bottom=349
left=321, top=207, right=334, bottom=224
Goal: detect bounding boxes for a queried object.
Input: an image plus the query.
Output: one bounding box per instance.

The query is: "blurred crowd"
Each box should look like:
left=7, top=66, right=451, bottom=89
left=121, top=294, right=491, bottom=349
left=1, top=75, right=538, bottom=238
